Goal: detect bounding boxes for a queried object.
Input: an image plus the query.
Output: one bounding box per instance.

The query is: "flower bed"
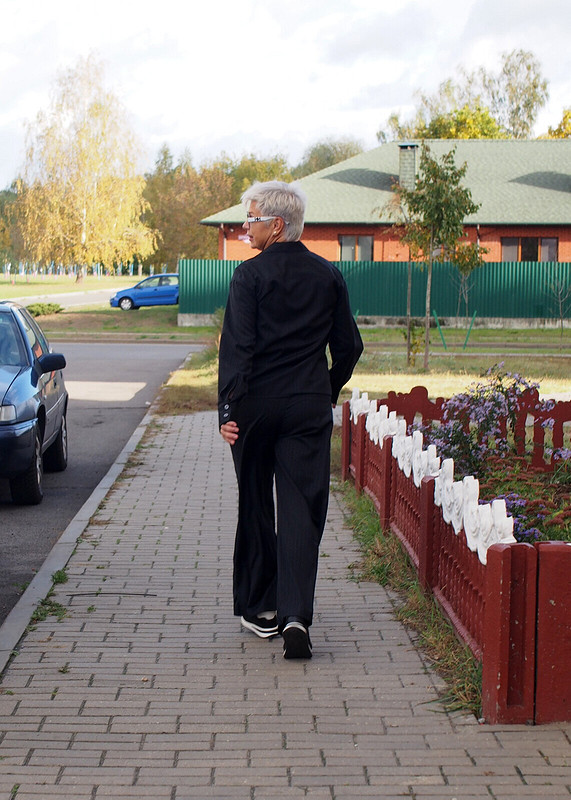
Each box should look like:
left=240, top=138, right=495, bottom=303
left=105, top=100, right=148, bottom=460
left=480, top=455, right=571, bottom=543
left=413, top=365, right=571, bottom=543
left=342, top=374, right=571, bottom=724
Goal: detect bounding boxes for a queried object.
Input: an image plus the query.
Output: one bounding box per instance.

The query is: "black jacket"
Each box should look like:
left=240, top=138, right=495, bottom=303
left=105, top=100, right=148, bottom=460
left=218, top=241, right=363, bottom=426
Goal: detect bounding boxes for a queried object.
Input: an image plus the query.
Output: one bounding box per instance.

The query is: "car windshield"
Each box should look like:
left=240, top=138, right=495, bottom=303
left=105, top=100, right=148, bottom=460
left=0, top=314, right=27, bottom=366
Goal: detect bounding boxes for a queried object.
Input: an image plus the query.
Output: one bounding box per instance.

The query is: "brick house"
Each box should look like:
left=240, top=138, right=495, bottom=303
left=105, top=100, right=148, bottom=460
left=201, top=139, right=571, bottom=264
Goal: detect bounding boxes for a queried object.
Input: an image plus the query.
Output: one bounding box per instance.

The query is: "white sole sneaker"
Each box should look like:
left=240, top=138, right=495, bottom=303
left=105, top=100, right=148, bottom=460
left=282, top=621, right=312, bottom=659
left=240, top=615, right=278, bottom=638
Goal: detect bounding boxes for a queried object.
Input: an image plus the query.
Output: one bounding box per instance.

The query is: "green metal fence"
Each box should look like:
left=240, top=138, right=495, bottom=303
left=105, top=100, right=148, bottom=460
left=179, top=259, right=571, bottom=319
left=179, top=259, right=239, bottom=315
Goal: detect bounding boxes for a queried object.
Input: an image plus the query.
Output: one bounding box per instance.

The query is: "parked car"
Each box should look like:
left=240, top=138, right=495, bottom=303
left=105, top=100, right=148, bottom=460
left=0, top=301, right=68, bottom=505
left=109, top=273, right=179, bottom=310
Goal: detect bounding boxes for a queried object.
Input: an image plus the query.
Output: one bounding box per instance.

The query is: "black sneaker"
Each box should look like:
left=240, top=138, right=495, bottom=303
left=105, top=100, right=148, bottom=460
left=240, top=614, right=278, bottom=639
left=282, top=617, right=312, bottom=659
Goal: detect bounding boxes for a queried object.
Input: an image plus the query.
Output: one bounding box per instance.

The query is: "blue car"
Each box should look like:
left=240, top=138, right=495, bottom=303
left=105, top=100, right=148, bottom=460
left=110, top=273, right=179, bottom=310
left=0, top=301, right=68, bottom=504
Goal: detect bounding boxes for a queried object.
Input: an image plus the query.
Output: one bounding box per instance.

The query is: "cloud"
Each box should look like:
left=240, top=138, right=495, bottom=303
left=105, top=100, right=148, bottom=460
left=0, top=0, right=568, bottom=190
left=322, top=5, right=441, bottom=63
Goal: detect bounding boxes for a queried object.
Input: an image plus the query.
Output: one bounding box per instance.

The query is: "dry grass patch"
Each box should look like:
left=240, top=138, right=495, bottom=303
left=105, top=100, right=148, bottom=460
left=154, top=346, right=219, bottom=415
left=347, top=359, right=570, bottom=401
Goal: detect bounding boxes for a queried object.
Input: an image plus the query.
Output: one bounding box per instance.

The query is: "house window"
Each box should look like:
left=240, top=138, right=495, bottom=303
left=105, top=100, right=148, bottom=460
left=339, top=235, right=374, bottom=261
left=359, top=236, right=374, bottom=261
left=501, top=238, right=519, bottom=261
left=339, top=235, right=356, bottom=261
left=501, top=237, right=558, bottom=262
left=540, top=238, right=558, bottom=262
left=521, top=237, right=539, bottom=261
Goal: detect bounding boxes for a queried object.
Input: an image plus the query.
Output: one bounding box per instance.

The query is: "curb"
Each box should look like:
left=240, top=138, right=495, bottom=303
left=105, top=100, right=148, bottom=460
left=0, top=409, right=154, bottom=676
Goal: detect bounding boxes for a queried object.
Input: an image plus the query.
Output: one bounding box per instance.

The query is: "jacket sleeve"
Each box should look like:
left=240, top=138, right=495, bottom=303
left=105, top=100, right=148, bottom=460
left=328, top=279, right=363, bottom=404
left=217, top=266, right=257, bottom=427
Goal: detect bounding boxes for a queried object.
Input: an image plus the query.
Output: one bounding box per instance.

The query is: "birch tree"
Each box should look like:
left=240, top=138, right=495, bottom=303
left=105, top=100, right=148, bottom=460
left=0, top=189, right=17, bottom=266
left=480, top=49, right=549, bottom=139
left=14, top=54, right=155, bottom=269
left=379, top=50, right=548, bottom=141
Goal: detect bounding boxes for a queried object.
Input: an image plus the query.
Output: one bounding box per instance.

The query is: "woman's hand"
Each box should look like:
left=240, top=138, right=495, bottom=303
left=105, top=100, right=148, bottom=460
left=220, top=420, right=239, bottom=445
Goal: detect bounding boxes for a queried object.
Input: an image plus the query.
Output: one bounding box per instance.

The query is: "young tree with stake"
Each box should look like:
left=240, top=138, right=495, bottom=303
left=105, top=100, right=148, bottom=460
left=394, top=144, right=482, bottom=369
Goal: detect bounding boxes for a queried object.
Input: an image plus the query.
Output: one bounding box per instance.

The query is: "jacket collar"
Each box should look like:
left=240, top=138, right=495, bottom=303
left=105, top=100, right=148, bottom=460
left=262, top=240, right=307, bottom=254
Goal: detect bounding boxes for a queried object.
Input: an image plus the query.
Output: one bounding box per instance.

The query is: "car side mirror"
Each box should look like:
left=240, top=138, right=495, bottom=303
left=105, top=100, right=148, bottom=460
left=37, top=353, right=66, bottom=375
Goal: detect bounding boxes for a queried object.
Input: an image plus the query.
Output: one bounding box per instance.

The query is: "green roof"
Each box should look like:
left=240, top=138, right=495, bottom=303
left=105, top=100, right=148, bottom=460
left=202, top=139, right=571, bottom=227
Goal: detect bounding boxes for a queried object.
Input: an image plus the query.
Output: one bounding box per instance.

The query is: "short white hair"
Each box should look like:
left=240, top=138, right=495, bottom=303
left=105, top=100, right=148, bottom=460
left=241, top=180, right=306, bottom=241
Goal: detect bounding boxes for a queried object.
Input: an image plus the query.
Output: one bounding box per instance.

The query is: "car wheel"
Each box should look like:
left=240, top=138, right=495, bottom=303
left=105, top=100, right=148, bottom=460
left=43, top=413, right=68, bottom=472
left=119, top=297, right=134, bottom=310
left=9, top=429, right=44, bottom=505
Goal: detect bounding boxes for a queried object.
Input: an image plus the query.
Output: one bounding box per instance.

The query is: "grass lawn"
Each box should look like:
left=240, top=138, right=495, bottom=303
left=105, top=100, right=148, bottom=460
left=2, top=281, right=567, bottom=397
left=154, top=336, right=570, bottom=419
left=0, top=274, right=134, bottom=298
left=359, top=323, right=570, bottom=346
left=30, top=302, right=565, bottom=404
left=41, top=306, right=212, bottom=342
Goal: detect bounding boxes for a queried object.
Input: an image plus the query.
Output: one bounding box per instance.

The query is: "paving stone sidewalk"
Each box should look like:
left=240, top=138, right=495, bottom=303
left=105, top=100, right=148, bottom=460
left=0, top=411, right=569, bottom=800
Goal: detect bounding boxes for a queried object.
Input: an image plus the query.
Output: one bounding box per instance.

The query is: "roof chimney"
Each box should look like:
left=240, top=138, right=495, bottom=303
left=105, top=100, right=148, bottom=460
left=398, top=143, right=418, bottom=191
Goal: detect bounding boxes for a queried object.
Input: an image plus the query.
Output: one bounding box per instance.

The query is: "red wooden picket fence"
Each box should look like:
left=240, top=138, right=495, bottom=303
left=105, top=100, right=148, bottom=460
left=341, top=387, right=571, bottom=725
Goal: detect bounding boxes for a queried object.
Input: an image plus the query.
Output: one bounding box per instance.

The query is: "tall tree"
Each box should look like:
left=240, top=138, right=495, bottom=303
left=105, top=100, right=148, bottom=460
left=379, top=77, right=489, bottom=141
left=143, top=145, right=178, bottom=267
left=543, top=108, right=571, bottom=138
left=420, top=104, right=506, bottom=140
left=144, top=148, right=234, bottom=266
left=0, top=188, right=17, bottom=266
left=13, top=54, right=155, bottom=269
left=394, top=144, right=482, bottom=369
left=378, top=50, right=548, bottom=141
left=479, top=49, right=549, bottom=139
left=292, top=138, right=364, bottom=178
left=177, top=162, right=234, bottom=260
left=213, top=153, right=292, bottom=205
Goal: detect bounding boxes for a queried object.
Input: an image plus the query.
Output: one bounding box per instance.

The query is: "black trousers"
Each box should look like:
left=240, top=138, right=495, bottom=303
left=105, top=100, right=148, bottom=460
left=230, top=394, right=333, bottom=631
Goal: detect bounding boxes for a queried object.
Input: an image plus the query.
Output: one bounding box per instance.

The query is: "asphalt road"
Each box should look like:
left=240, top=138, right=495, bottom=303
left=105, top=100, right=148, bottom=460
left=0, top=341, right=202, bottom=624
left=11, top=287, right=129, bottom=308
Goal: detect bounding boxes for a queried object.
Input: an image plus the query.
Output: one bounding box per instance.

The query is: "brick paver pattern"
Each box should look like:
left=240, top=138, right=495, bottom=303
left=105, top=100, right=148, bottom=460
left=0, top=412, right=569, bottom=799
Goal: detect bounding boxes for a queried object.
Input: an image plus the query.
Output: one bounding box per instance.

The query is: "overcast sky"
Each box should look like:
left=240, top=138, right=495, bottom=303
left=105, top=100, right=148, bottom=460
left=1, top=0, right=569, bottom=190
